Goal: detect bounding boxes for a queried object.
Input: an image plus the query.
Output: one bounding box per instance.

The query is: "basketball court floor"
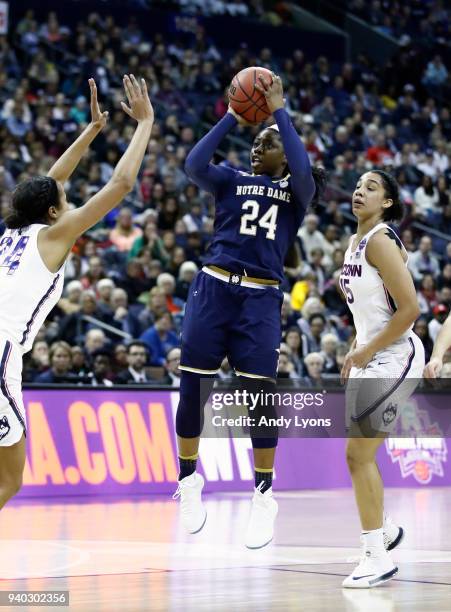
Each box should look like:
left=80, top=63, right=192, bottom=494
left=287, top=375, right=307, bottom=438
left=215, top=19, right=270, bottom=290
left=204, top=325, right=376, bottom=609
left=1, top=488, right=450, bottom=610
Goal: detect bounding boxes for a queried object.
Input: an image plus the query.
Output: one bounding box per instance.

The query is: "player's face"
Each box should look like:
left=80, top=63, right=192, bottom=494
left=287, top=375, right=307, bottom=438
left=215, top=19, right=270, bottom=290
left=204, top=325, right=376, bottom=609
left=251, top=130, right=286, bottom=176
left=352, top=172, right=392, bottom=220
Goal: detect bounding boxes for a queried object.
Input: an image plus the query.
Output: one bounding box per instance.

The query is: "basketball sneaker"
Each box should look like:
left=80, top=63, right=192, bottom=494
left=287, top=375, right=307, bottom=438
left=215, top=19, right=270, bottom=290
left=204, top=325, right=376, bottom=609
left=383, top=514, right=404, bottom=551
left=342, top=540, right=398, bottom=588
left=245, top=483, right=278, bottom=549
left=172, top=472, right=207, bottom=534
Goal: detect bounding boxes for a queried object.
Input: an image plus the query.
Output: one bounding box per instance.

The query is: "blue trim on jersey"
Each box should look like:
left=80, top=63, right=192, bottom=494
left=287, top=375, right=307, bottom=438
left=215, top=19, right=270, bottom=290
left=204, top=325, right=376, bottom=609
left=20, top=274, right=60, bottom=346
left=0, top=341, right=25, bottom=432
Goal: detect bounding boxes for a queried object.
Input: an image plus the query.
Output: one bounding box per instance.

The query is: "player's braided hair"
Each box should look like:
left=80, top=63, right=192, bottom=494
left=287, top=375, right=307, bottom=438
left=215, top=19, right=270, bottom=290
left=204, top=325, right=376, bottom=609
left=310, top=166, right=328, bottom=210
left=5, top=176, right=59, bottom=229
left=370, top=169, right=404, bottom=222
left=266, top=124, right=328, bottom=210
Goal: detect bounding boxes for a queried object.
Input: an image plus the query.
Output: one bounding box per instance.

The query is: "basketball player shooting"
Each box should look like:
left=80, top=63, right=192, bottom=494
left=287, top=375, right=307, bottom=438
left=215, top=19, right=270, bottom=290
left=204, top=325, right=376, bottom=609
left=339, top=171, right=425, bottom=587
left=0, top=75, right=153, bottom=509
left=173, top=73, right=325, bottom=548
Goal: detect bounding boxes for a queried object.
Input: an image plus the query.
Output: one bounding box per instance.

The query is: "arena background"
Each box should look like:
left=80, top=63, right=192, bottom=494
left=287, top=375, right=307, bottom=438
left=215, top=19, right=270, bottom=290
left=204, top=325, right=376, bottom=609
left=3, top=0, right=449, bottom=494
left=1, top=2, right=451, bottom=608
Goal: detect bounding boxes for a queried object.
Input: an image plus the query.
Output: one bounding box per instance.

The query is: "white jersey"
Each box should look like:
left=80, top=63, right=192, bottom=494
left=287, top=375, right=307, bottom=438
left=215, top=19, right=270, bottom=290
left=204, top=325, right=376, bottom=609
left=339, top=222, right=411, bottom=347
left=0, top=224, right=65, bottom=353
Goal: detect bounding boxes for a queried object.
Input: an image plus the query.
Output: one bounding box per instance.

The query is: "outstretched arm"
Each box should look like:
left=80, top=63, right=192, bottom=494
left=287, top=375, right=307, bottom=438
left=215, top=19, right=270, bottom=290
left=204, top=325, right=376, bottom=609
left=256, top=74, right=315, bottom=209
left=184, top=112, right=238, bottom=195
left=40, top=75, right=153, bottom=271
left=47, top=79, right=108, bottom=183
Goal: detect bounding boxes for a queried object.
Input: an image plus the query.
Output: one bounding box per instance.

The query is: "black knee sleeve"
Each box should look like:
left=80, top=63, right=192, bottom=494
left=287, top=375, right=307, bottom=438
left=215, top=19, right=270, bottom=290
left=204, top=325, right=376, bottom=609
left=176, top=370, right=215, bottom=439
left=237, top=377, right=279, bottom=449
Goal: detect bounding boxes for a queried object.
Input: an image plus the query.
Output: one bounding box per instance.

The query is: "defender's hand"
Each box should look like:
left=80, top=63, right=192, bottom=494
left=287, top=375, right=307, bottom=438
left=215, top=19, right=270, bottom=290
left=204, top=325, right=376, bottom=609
left=121, top=74, right=154, bottom=124
left=89, top=78, right=109, bottom=130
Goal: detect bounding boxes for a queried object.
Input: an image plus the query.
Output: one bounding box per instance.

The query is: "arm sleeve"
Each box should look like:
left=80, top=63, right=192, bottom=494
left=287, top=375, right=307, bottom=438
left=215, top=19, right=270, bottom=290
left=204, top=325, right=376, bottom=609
left=273, top=108, right=315, bottom=210
left=184, top=113, right=238, bottom=195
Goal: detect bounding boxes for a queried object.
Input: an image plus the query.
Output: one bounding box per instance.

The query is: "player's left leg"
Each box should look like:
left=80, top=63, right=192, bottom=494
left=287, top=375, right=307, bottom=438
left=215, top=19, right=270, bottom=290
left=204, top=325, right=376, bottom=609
left=229, top=286, right=283, bottom=548
left=343, top=436, right=399, bottom=588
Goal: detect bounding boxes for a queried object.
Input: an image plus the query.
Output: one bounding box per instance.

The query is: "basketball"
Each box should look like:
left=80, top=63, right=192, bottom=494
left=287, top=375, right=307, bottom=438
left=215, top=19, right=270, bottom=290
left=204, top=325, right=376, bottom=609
left=228, top=66, right=274, bottom=124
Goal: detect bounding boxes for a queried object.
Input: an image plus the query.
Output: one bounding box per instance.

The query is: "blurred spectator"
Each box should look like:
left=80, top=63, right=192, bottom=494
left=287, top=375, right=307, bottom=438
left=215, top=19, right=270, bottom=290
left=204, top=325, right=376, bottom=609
left=86, top=349, right=114, bottom=386
left=34, top=341, right=75, bottom=383
left=428, top=304, right=449, bottom=343
left=302, top=352, right=326, bottom=387
left=417, top=274, right=439, bottom=315
left=413, top=175, right=439, bottom=220
left=160, top=347, right=182, bottom=387
left=23, top=340, right=50, bottom=382
left=320, top=333, right=340, bottom=375
left=175, top=261, right=198, bottom=301
left=58, top=280, right=83, bottom=315
left=140, top=312, right=180, bottom=366
left=114, top=341, right=154, bottom=384
left=276, top=349, right=298, bottom=381
left=408, top=236, right=440, bottom=282
left=283, top=327, right=303, bottom=375
left=413, top=317, right=434, bottom=364
left=156, top=272, right=184, bottom=314
left=84, top=329, right=108, bottom=360
left=297, top=214, right=329, bottom=261
left=109, top=208, right=143, bottom=252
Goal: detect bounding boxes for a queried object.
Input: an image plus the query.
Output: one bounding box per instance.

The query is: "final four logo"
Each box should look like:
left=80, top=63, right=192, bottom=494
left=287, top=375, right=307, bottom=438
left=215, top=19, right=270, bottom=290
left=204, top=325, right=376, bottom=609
left=385, top=404, right=448, bottom=484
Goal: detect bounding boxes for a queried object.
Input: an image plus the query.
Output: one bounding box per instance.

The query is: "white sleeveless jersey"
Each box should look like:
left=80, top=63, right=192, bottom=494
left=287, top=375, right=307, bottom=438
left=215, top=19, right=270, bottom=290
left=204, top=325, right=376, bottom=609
left=0, top=224, right=65, bottom=352
left=339, top=222, right=411, bottom=346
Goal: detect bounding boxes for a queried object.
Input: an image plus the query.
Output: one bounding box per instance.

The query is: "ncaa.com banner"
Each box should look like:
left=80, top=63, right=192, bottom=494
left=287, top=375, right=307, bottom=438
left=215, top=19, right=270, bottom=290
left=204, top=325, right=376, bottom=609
left=15, top=388, right=450, bottom=498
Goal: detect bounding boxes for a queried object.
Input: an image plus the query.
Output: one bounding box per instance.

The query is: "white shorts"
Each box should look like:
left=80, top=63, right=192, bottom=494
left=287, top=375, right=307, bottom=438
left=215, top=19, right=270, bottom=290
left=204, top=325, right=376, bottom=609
left=346, top=334, right=425, bottom=434
left=0, top=338, right=26, bottom=446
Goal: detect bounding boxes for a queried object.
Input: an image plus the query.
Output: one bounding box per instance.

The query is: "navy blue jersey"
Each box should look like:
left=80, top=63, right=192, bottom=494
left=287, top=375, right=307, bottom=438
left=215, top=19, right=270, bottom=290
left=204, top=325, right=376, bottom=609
left=204, top=169, right=303, bottom=281
left=185, top=109, right=315, bottom=282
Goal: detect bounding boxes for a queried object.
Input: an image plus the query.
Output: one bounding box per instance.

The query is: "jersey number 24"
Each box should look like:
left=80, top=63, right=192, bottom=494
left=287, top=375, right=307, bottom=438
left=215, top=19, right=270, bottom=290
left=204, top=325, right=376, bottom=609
left=239, top=200, right=278, bottom=241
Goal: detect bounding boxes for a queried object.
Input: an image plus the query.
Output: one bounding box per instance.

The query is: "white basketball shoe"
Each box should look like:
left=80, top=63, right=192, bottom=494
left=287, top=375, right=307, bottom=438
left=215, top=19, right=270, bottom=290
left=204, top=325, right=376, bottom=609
left=173, top=472, right=207, bottom=534
left=245, top=483, right=278, bottom=549
left=343, top=540, right=398, bottom=588
left=383, top=514, right=404, bottom=551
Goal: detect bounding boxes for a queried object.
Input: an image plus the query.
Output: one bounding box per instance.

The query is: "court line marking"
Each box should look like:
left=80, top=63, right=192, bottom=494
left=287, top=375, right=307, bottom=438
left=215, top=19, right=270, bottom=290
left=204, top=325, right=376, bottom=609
left=267, top=566, right=451, bottom=586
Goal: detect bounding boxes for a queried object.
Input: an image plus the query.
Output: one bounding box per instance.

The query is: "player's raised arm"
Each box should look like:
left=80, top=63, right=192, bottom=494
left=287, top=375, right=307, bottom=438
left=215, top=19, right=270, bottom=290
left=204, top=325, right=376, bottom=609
left=255, top=74, right=315, bottom=209
left=47, top=79, right=108, bottom=183
left=424, top=313, right=451, bottom=378
left=184, top=110, right=242, bottom=195
left=40, top=75, right=153, bottom=269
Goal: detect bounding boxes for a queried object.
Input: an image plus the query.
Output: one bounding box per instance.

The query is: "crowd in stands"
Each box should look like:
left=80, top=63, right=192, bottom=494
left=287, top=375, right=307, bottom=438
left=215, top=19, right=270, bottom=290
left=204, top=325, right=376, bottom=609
left=1, top=5, right=450, bottom=385
left=344, top=0, right=450, bottom=47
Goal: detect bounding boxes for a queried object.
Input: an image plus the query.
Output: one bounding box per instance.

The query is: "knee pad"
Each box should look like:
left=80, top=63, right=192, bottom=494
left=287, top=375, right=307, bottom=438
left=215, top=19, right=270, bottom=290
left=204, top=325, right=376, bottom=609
left=175, top=370, right=215, bottom=439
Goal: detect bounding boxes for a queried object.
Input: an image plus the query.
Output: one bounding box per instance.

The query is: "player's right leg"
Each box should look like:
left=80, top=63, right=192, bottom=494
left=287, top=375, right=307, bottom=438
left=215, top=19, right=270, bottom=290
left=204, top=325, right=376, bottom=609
left=174, top=272, right=232, bottom=534
left=0, top=434, right=26, bottom=509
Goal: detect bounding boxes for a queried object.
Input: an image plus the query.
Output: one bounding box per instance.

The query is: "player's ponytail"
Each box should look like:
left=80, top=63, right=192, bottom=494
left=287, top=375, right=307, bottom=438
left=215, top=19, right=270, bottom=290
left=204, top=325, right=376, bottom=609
left=371, top=169, right=404, bottom=222
left=310, top=166, right=328, bottom=210
left=5, top=176, right=59, bottom=229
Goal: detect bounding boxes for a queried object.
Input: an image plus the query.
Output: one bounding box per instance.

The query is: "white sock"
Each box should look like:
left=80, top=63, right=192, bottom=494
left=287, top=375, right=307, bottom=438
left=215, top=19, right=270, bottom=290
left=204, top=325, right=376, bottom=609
left=362, top=528, right=384, bottom=550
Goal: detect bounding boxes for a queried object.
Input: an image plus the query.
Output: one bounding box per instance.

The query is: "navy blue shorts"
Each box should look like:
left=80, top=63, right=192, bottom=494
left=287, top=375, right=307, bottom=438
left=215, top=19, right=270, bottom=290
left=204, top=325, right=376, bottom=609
left=180, top=271, right=283, bottom=379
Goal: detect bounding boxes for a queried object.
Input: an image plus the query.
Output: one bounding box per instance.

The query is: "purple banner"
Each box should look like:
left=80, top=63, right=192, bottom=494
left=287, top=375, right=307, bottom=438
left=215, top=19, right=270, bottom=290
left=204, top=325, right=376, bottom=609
left=15, top=389, right=450, bottom=498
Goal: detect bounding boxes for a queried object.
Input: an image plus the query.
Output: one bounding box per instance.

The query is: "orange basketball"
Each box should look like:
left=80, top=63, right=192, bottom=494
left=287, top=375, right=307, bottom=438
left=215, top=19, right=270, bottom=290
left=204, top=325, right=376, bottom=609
left=228, top=66, right=273, bottom=125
